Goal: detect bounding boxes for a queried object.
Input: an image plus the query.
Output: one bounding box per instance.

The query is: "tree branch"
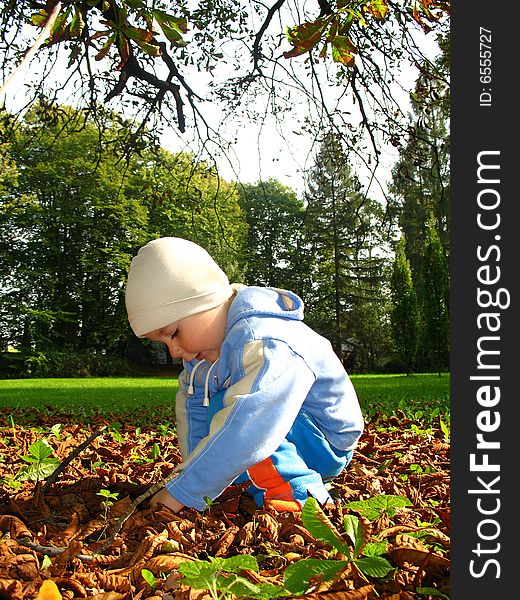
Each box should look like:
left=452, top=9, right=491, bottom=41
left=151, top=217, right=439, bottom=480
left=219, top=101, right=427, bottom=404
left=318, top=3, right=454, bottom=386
left=42, top=426, right=106, bottom=494
left=94, top=466, right=182, bottom=554
left=252, top=0, right=287, bottom=74
left=16, top=537, right=96, bottom=562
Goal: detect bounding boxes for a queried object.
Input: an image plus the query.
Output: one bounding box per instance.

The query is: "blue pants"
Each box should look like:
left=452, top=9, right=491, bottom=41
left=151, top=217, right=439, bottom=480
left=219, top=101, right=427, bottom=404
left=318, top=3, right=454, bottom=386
left=207, top=390, right=352, bottom=509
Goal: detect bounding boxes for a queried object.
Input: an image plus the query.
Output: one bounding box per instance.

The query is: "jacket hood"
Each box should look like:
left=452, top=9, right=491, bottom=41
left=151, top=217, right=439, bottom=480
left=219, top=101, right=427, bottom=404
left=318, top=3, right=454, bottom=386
left=226, top=285, right=304, bottom=333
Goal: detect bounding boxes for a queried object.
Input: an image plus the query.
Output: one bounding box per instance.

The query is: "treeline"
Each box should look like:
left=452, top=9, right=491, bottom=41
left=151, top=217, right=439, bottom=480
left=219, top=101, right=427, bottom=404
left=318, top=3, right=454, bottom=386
left=0, top=78, right=449, bottom=376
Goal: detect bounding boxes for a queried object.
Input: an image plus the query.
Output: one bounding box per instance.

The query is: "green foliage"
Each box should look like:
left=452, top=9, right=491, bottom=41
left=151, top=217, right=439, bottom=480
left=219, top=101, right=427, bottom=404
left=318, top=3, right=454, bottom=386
left=284, top=4, right=363, bottom=65
left=97, top=488, right=119, bottom=501
left=283, top=1, right=448, bottom=64
left=135, top=148, right=247, bottom=283
left=97, top=488, right=119, bottom=539
left=178, top=555, right=288, bottom=600
left=15, top=439, right=60, bottom=483
left=389, top=48, right=450, bottom=372
left=283, top=497, right=395, bottom=594
left=0, top=0, right=449, bottom=151
left=284, top=559, right=346, bottom=595
left=422, top=222, right=450, bottom=373
left=40, top=555, right=53, bottom=571
left=150, top=442, right=160, bottom=460
left=141, top=568, right=157, bottom=591
left=303, top=132, right=390, bottom=361
left=439, top=417, right=450, bottom=441
left=0, top=131, right=18, bottom=195
left=239, top=179, right=305, bottom=291
left=390, top=238, right=420, bottom=373
left=300, top=498, right=351, bottom=556
left=0, top=104, right=246, bottom=363
left=344, top=495, right=413, bottom=522
left=0, top=104, right=149, bottom=353
left=17, top=350, right=132, bottom=378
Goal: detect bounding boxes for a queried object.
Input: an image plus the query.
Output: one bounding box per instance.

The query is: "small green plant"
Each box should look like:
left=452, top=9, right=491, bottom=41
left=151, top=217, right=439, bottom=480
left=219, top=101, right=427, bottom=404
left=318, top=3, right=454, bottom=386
left=0, top=476, right=22, bottom=490
left=141, top=568, right=157, bottom=591
left=282, top=497, right=395, bottom=594
left=90, top=459, right=106, bottom=473
left=96, top=488, right=119, bottom=540
left=108, top=422, right=124, bottom=443
left=203, top=496, right=217, bottom=510
left=49, top=423, right=63, bottom=441
left=9, top=415, right=16, bottom=438
left=98, top=488, right=119, bottom=501
left=199, top=496, right=218, bottom=535
left=14, top=438, right=61, bottom=483
left=178, top=555, right=288, bottom=600
left=439, top=417, right=450, bottom=441
left=130, top=452, right=152, bottom=465
left=344, top=494, right=412, bottom=522
left=97, top=488, right=119, bottom=509
left=410, top=423, right=435, bottom=439
left=409, top=463, right=434, bottom=476
left=150, top=442, right=161, bottom=460
left=157, top=423, right=176, bottom=437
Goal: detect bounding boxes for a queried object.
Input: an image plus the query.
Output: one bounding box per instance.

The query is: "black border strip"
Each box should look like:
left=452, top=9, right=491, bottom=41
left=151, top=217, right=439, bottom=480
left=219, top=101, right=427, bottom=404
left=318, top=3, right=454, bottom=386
left=451, top=3, right=515, bottom=597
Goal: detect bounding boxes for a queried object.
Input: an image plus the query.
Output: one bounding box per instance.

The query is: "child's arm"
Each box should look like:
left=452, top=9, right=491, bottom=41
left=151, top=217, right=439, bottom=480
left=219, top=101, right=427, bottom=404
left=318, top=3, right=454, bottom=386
left=149, top=359, right=213, bottom=513
left=149, top=487, right=184, bottom=512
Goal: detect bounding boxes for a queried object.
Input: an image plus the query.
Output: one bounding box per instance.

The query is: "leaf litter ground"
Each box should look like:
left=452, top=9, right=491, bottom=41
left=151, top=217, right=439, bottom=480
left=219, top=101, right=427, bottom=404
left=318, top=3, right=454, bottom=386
left=0, top=409, right=449, bottom=600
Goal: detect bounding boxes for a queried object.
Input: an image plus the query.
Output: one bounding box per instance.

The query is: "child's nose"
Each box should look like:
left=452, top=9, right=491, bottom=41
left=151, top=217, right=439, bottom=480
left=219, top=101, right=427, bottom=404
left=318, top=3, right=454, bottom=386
left=166, top=339, right=183, bottom=358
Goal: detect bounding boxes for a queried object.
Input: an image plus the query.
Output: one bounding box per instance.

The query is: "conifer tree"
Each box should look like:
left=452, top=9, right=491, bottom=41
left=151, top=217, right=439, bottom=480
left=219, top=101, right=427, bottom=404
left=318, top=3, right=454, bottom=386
left=422, top=220, right=450, bottom=374
left=304, top=132, right=388, bottom=361
left=390, top=237, right=420, bottom=374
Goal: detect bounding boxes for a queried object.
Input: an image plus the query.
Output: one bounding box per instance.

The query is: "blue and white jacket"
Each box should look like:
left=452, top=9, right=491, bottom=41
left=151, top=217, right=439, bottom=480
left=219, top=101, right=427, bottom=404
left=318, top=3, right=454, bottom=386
left=165, top=285, right=364, bottom=509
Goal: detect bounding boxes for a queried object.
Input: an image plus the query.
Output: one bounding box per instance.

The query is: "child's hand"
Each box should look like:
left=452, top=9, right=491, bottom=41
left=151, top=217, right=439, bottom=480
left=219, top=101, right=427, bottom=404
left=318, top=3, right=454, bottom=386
left=149, top=487, right=184, bottom=513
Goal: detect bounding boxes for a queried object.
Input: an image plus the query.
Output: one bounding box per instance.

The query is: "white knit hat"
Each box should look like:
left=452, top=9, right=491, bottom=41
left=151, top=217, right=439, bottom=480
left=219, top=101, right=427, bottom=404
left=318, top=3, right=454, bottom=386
left=125, top=237, right=233, bottom=337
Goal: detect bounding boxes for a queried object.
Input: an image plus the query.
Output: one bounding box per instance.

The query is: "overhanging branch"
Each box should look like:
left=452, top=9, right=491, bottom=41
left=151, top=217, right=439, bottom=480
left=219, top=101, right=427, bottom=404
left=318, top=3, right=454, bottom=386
left=252, top=0, right=286, bottom=73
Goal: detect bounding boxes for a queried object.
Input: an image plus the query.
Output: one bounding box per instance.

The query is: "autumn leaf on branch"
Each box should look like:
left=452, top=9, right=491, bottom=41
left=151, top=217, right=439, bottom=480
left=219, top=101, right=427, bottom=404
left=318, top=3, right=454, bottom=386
left=283, top=0, right=449, bottom=65
left=284, top=17, right=333, bottom=58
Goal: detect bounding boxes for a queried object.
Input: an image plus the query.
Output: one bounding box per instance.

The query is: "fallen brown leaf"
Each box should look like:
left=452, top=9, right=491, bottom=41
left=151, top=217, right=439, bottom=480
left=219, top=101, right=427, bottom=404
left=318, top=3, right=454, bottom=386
left=0, top=412, right=450, bottom=599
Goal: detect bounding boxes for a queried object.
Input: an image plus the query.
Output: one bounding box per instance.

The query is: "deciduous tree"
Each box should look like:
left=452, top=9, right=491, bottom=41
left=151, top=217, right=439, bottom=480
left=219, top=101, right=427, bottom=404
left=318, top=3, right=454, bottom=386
left=239, top=178, right=305, bottom=290
left=132, top=147, right=248, bottom=282
left=0, top=105, right=149, bottom=350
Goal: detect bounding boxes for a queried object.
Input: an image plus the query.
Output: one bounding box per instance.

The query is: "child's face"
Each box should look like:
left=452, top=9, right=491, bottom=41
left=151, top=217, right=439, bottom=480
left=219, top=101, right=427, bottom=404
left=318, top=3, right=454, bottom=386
left=145, top=304, right=228, bottom=363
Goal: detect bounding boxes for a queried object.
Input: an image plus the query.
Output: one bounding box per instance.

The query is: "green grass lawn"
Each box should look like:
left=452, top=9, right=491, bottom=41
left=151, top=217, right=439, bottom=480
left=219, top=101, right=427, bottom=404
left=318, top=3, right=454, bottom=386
left=0, top=373, right=449, bottom=426
left=351, top=373, right=450, bottom=422
left=0, top=376, right=179, bottom=425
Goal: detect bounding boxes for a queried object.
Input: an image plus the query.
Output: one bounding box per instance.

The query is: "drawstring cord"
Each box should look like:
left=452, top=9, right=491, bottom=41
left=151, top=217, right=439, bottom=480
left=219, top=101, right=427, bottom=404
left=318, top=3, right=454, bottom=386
left=186, top=357, right=219, bottom=407
left=203, top=359, right=219, bottom=407
left=187, top=359, right=206, bottom=395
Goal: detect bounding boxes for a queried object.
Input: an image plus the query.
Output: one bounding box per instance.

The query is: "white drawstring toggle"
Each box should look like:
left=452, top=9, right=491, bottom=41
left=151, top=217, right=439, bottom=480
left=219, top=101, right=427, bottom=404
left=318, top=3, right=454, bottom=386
left=187, top=359, right=206, bottom=396
left=203, top=359, right=219, bottom=408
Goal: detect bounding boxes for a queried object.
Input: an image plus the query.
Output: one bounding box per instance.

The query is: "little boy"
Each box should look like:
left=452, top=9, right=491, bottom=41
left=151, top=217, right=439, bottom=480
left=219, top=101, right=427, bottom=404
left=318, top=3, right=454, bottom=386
left=125, top=237, right=364, bottom=513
